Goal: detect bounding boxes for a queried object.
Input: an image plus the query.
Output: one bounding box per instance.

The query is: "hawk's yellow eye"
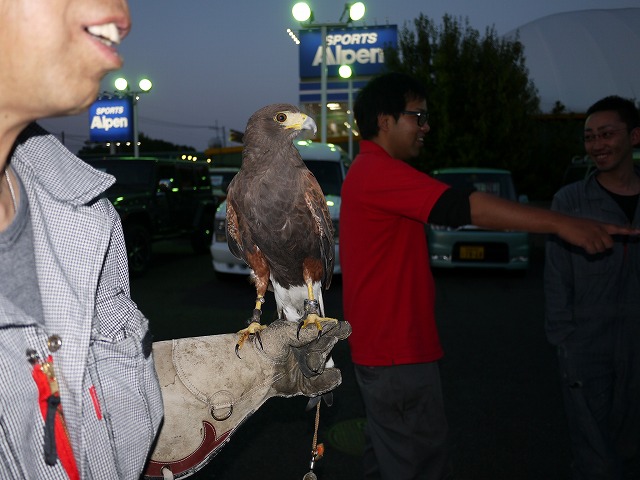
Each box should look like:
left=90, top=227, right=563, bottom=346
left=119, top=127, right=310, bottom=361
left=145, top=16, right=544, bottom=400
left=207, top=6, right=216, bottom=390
left=275, top=113, right=288, bottom=123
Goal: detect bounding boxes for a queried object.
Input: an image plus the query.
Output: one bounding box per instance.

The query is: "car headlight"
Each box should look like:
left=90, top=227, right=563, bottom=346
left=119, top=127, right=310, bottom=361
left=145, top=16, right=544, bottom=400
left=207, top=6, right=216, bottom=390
left=214, top=219, right=227, bottom=243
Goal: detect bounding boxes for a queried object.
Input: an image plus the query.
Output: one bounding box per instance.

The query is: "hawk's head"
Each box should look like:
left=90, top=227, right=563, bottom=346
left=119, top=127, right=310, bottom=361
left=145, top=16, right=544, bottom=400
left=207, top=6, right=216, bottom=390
left=244, top=103, right=317, bottom=146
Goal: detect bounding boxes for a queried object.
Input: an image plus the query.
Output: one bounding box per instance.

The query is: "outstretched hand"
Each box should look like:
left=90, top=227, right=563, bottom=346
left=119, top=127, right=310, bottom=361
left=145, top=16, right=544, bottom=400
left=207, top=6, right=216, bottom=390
left=557, top=216, right=640, bottom=254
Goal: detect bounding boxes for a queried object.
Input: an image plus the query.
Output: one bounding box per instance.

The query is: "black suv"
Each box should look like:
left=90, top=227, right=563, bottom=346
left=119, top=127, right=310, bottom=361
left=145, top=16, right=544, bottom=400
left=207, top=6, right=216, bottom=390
left=84, top=156, right=217, bottom=275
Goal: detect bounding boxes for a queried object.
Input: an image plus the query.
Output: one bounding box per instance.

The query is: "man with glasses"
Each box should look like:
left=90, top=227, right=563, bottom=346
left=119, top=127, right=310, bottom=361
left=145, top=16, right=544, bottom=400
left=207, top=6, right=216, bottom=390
left=340, top=73, right=636, bottom=480
left=545, top=95, right=640, bottom=479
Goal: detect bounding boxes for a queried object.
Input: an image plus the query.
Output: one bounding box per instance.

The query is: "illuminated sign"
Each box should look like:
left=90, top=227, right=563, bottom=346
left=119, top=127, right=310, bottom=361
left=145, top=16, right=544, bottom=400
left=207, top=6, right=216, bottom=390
left=298, top=25, right=397, bottom=79
left=89, top=96, right=133, bottom=142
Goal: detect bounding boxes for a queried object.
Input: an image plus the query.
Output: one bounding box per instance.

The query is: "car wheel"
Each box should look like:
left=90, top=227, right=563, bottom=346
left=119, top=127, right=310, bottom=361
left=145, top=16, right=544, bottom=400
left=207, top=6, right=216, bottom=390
left=125, top=224, right=152, bottom=276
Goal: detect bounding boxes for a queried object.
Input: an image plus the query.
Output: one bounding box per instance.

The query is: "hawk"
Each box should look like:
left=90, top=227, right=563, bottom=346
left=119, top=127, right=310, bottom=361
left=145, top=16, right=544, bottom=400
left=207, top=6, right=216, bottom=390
left=225, top=104, right=336, bottom=354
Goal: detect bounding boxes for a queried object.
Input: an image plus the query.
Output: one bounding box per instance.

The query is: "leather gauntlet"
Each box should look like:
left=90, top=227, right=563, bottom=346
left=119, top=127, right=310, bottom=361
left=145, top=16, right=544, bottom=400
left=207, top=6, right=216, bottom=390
left=143, top=320, right=351, bottom=479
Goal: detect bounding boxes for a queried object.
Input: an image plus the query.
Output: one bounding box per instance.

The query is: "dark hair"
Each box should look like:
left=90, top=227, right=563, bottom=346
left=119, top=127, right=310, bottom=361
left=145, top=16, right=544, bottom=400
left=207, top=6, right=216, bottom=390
left=354, top=72, right=427, bottom=140
left=586, top=95, right=640, bottom=130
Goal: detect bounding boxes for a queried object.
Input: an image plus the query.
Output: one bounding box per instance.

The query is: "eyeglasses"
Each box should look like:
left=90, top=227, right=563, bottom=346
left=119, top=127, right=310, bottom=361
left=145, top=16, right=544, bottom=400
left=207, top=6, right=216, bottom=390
left=401, top=110, right=429, bottom=127
left=583, top=127, right=628, bottom=144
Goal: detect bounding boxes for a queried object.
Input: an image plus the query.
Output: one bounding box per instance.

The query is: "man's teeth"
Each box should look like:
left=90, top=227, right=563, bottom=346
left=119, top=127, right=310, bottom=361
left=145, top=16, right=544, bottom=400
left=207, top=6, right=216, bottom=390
left=87, top=23, right=120, bottom=46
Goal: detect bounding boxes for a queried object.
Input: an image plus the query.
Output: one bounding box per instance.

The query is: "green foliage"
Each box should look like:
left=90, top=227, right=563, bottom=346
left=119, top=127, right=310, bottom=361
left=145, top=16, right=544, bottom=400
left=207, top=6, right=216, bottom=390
left=533, top=114, right=585, bottom=194
left=385, top=14, right=555, bottom=198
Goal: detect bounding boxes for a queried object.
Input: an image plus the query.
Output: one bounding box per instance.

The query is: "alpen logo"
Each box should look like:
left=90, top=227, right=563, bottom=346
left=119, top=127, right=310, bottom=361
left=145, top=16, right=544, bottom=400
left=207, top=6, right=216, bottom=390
left=299, top=25, right=397, bottom=79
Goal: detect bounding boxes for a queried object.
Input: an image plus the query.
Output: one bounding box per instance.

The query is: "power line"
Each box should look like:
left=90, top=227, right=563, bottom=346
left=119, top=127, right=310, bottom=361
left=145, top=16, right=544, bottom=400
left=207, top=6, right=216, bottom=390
left=138, top=116, right=222, bottom=130
left=45, top=115, right=229, bottom=150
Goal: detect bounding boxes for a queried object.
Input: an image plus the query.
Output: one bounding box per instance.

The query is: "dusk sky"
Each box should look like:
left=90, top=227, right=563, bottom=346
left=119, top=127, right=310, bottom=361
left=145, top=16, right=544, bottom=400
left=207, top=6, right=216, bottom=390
left=39, top=0, right=640, bottom=153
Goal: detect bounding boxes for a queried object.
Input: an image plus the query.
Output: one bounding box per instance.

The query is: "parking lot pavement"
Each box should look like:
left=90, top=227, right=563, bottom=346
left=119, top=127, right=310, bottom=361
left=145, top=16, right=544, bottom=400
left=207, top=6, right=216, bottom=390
left=132, top=238, right=571, bottom=479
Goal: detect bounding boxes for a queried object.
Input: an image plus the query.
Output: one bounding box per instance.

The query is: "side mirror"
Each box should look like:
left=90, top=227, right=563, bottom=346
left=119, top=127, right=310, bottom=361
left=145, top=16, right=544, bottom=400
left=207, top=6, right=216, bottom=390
left=157, top=178, right=172, bottom=193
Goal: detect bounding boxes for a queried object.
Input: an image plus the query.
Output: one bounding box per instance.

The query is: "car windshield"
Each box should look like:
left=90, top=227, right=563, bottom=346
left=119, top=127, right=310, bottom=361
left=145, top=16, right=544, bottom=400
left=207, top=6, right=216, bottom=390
left=210, top=171, right=238, bottom=189
left=433, top=172, right=516, bottom=201
left=305, top=160, right=343, bottom=196
left=86, top=160, right=155, bottom=193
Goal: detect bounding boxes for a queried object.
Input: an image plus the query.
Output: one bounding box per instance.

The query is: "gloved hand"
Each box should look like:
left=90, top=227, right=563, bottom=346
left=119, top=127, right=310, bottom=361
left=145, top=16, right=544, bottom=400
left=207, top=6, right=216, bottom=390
left=143, top=320, right=351, bottom=480
left=262, top=319, right=351, bottom=398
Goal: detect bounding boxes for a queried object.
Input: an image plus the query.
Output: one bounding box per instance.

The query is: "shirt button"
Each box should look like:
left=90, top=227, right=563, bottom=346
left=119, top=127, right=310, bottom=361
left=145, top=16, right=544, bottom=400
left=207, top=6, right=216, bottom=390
left=47, top=335, right=62, bottom=352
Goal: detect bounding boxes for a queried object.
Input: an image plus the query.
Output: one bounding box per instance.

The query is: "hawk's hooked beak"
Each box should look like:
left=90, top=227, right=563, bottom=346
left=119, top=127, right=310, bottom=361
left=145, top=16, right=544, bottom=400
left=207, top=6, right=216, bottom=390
left=301, top=114, right=318, bottom=136
left=284, top=112, right=317, bottom=135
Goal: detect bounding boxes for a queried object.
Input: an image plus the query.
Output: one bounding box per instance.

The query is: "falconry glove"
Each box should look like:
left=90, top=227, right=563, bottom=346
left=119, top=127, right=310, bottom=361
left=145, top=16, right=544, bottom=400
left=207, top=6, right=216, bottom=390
left=144, top=320, right=351, bottom=479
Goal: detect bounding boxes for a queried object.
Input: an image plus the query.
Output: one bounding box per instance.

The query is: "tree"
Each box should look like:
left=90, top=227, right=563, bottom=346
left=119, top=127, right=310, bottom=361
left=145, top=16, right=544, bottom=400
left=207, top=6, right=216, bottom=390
left=385, top=14, right=543, bottom=196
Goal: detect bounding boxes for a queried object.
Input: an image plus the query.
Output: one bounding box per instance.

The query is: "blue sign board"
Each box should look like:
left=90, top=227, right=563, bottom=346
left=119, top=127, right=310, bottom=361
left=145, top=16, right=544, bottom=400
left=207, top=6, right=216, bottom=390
left=298, top=80, right=369, bottom=103
left=298, top=25, right=397, bottom=79
left=89, top=96, right=133, bottom=142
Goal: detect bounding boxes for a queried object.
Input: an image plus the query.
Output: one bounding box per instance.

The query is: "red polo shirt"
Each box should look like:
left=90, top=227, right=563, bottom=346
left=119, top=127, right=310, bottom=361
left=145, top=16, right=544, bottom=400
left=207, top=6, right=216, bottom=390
left=339, top=140, right=450, bottom=366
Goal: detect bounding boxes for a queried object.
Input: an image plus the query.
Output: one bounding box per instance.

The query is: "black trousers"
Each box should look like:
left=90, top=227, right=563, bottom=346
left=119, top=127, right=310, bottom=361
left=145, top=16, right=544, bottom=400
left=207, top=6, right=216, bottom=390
left=354, top=362, right=451, bottom=480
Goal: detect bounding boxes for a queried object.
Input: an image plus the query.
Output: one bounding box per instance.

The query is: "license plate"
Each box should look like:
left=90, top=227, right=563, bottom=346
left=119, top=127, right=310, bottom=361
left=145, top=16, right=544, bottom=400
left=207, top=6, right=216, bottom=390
left=459, top=245, right=485, bottom=260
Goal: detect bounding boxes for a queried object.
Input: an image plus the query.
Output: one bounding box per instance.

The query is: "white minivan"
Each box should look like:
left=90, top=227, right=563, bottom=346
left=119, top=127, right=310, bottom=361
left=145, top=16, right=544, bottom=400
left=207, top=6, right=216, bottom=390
left=210, top=140, right=350, bottom=277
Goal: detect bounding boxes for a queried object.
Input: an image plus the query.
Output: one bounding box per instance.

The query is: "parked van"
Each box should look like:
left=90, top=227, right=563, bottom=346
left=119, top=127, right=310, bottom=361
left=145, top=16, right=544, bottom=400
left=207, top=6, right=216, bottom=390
left=209, top=166, right=240, bottom=204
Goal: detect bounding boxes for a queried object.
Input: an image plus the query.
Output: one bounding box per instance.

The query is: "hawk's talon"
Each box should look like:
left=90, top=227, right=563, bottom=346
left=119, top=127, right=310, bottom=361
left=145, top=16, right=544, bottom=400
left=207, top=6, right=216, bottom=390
left=296, top=320, right=304, bottom=340
left=297, top=313, right=339, bottom=338
left=235, top=321, right=267, bottom=358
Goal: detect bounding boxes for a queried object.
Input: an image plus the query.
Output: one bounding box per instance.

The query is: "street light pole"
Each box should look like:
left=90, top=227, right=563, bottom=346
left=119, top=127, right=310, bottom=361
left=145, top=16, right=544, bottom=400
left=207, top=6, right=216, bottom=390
left=320, top=24, right=327, bottom=144
left=339, top=64, right=354, bottom=159
left=115, top=77, right=152, bottom=157
left=132, top=94, right=141, bottom=157
left=292, top=2, right=365, bottom=144
left=347, top=76, right=353, bottom=158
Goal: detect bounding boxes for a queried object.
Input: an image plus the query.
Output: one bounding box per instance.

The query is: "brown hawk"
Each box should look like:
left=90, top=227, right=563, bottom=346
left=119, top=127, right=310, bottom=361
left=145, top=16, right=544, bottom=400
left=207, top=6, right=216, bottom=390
left=225, top=104, right=336, bottom=354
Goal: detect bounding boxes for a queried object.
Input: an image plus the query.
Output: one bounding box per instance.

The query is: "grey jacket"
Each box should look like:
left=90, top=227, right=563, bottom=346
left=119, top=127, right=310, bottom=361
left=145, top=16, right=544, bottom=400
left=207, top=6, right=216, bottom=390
left=0, top=124, right=163, bottom=479
left=544, top=168, right=640, bottom=345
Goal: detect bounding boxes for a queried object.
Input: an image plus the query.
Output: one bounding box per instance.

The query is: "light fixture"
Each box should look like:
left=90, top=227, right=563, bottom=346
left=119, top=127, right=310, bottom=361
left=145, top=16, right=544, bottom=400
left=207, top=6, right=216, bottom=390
left=287, top=28, right=301, bottom=45
left=138, top=78, right=153, bottom=92
left=292, top=2, right=312, bottom=22
left=348, top=2, right=366, bottom=22
left=114, top=77, right=128, bottom=91
left=338, top=64, right=353, bottom=79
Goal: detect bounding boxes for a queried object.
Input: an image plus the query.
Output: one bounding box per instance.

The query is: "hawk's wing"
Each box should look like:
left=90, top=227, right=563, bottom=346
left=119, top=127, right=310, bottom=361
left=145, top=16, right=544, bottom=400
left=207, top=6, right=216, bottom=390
left=225, top=175, right=247, bottom=264
left=303, top=169, right=334, bottom=289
